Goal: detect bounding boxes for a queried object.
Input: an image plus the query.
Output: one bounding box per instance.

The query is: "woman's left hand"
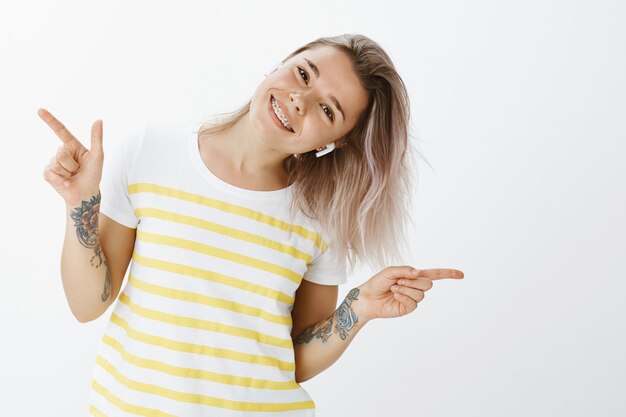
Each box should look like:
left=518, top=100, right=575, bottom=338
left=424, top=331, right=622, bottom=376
left=356, top=266, right=464, bottom=321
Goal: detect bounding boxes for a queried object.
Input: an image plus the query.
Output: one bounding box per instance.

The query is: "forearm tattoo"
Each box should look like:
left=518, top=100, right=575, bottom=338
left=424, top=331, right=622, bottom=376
left=69, top=191, right=111, bottom=302
left=294, top=288, right=360, bottom=344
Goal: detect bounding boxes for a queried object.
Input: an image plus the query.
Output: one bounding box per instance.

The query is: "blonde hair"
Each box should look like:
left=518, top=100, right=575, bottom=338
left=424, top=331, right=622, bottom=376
left=199, top=33, right=428, bottom=273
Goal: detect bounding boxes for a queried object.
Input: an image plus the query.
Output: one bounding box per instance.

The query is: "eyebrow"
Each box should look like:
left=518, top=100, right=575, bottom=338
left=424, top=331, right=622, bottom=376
left=304, top=57, right=345, bottom=121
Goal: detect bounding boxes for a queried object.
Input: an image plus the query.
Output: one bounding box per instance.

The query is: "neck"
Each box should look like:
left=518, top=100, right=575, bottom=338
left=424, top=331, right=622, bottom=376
left=211, top=114, right=290, bottom=179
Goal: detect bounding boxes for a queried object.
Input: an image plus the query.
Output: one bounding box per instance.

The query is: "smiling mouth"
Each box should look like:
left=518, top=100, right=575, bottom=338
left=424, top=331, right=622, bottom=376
left=270, top=95, right=294, bottom=133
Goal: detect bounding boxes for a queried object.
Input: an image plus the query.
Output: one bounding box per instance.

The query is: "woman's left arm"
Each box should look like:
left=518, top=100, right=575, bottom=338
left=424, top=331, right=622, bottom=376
left=293, top=266, right=464, bottom=383
left=292, top=285, right=372, bottom=383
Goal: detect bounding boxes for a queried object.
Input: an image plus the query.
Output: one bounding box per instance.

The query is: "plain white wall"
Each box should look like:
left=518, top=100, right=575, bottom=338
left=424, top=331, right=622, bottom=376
left=1, top=0, right=624, bottom=415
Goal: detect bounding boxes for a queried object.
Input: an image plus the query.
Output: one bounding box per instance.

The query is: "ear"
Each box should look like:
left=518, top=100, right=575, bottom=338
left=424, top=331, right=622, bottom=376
left=334, top=137, right=348, bottom=149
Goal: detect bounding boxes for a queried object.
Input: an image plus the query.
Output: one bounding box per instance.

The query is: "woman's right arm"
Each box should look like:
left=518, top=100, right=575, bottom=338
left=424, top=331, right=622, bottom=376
left=62, top=195, right=135, bottom=322
left=39, top=108, right=135, bottom=323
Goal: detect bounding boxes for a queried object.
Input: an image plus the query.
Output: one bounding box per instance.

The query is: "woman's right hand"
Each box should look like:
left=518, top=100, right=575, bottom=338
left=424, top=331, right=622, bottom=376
left=38, top=108, right=105, bottom=207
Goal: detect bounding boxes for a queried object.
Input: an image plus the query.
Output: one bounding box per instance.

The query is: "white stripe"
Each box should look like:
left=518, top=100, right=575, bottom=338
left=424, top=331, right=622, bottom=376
left=91, top=349, right=315, bottom=416
left=133, top=236, right=302, bottom=291
left=128, top=256, right=293, bottom=314
left=124, top=274, right=293, bottom=339
left=105, top=301, right=295, bottom=377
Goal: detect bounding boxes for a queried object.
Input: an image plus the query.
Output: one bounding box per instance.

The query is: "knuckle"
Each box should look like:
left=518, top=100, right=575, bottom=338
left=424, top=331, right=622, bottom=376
left=43, top=165, right=55, bottom=182
left=58, top=156, right=76, bottom=172
left=49, top=160, right=68, bottom=176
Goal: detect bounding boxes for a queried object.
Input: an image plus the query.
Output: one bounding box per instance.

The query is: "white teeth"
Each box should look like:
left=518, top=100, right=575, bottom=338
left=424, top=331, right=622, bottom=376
left=271, top=96, right=293, bottom=131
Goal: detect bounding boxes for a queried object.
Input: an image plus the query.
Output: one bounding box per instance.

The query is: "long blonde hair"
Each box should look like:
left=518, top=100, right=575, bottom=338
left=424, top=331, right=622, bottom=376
left=199, top=33, right=427, bottom=273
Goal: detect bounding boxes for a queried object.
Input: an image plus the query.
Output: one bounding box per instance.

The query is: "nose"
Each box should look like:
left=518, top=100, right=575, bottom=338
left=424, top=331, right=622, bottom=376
left=289, top=92, right=306, bottom=114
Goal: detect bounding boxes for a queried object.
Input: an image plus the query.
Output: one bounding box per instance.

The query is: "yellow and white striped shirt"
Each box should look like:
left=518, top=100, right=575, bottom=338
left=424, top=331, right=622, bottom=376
left=89, top=122, right=346, bottom=416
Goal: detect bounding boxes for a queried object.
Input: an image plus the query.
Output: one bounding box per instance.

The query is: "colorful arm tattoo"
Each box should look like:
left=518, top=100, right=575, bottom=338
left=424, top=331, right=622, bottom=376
left=68, top=191, right=111, bottom=302
left=294, top=287, right=361, bottom=344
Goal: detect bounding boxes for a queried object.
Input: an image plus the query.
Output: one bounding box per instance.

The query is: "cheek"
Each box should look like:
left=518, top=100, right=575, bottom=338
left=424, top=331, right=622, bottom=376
left=248, top=98, right=274, bottom=137
left=302, top=122, right=337, bottom=150
left=300, top=117, right=329, bottom=138
left=267, top=71, right=293, bottom=89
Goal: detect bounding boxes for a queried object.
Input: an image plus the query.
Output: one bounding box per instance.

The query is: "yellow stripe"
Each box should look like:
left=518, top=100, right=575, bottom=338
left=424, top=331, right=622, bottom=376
left=128, top=182, right=327, bottom=251
left=128, top=274, right=291, bottom=326
left=108, top=313, right=294, bottom=371
left=132, top=252, right=294, bottom=304
left=91, top=378, right=178, bottom=417
left=118, top=293, right=292, bottom=349
left=88, top=405, right=108, bottom=417
left=136, top=230, right=302, bottom=284
left=135, top=207, right=313, bottom=263
left=102, top=333, right=299, bottom=390
left=109, top=313, right=294, bottom=371
left=95, top=355, right=315, bottom=412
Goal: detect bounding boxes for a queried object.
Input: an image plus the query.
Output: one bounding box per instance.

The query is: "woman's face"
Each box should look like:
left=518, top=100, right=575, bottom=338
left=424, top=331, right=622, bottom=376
left=249, top=45, right=369, bottom=156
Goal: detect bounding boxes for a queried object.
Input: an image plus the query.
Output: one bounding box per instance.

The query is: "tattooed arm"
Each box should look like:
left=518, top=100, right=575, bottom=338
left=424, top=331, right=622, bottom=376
left=293, top=266, right=465, bottom=383
left=60, top=191, right=111, bottom=322
left=292, top=286, right=374, bottom=383
left=61, top=191, right=135, bottom=323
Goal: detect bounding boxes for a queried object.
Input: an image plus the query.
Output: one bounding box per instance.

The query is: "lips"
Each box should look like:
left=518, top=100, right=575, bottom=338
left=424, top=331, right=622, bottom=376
left=269, top=94, right=294, bottom=133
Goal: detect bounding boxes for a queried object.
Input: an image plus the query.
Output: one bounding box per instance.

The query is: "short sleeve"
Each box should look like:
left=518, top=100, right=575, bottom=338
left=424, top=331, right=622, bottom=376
left=302, top=232, right=347, bottom=286
left=99, top=123, right=146, bottom=229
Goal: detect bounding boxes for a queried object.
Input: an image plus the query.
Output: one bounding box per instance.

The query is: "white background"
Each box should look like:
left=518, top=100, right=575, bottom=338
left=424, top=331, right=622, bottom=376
left=1, top=0, right=625, bottom=416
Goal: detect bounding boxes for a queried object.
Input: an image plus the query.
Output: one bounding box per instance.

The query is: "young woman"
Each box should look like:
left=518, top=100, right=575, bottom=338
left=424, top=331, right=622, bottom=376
left=40, top=33, right=464, bottom=416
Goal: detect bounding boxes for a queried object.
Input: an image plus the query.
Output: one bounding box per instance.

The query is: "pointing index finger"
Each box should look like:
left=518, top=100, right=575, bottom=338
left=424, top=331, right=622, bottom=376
left=415, top=268, right=465, bottom=280
left=37, top=108, right=84, bottom=151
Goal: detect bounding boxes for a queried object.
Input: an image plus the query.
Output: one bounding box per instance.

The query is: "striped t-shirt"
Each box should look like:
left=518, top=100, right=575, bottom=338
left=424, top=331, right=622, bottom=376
left=89, top=121, right=347, bottom=417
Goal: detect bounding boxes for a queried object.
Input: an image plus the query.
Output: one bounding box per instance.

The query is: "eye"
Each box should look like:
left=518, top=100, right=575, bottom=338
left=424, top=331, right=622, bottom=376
left=321, top=104, right=334, bottom=121
left=297, top=65, right=334, bottom=122
left=297, top=66, right=309, bottom=84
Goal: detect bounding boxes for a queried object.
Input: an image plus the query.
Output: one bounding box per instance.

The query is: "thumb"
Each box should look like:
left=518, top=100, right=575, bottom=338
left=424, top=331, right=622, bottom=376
left=90, top=119, right=103, bottom=154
